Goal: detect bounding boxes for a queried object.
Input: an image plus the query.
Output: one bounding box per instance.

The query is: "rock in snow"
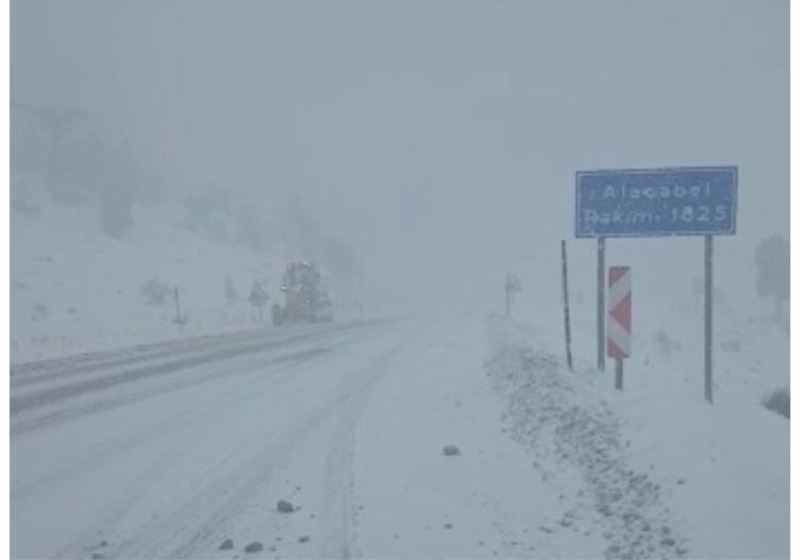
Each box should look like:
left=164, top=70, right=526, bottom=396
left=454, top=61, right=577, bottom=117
left=219, top=538, right=234, bottom=550
left=442, top=445, right=460, bottom=456
left=244, top=541, right=263, bottom=553
left=277, top=499, right=295, bottom=513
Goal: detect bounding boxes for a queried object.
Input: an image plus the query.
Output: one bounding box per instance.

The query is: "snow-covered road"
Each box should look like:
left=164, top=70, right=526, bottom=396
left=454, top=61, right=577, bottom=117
left=11, top=318, right=406, bottom=557
left=12, top=317, right=552, bottom=559
left=10, top=316, right=788, bottom=559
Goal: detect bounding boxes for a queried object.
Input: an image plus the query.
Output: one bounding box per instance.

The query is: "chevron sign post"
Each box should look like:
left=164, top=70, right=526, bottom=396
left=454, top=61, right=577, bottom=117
left=607, top=266, right=631, bottom=390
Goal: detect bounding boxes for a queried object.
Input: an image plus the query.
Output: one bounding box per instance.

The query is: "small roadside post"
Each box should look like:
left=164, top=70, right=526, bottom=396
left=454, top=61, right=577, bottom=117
left=505, top=273, right=521, bottom=318
left=505, top=273, right=511, bottom=317
left=607, top=266, right=631, bottom=390
left=575, top=166, right=737, bottom=403
left=173, top=285, right=184, bottom=324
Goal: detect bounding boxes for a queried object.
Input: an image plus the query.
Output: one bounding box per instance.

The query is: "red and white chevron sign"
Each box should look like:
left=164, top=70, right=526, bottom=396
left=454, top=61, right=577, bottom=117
left=607, top=266, right=631, bottom=359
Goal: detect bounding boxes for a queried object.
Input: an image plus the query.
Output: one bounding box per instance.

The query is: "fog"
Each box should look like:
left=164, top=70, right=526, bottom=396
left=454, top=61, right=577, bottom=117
left=12, top=0, right=788, bottom=316
left=10, top=3, right=790, bottom=558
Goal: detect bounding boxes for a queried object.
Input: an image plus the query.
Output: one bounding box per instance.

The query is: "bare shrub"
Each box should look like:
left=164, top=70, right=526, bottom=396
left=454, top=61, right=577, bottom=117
left=141, top=276, right=171, bottom=306
left=763, top=387, right=790, bottom=419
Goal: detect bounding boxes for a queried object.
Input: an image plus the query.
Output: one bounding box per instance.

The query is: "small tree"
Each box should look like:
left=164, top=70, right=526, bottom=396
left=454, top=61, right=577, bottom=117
left=248, top=281, right=269, bottom=321
left=12, top=103, right=88, bottom=203
left=99, top=141, right=137, bottom=238
left=225, top=276, right=239, bottom=303
left=763, top=387, right=790, bottom=419
left=755, top=235, right=789, bottom=322
left=180, top=186, right=231, bottom=242
left=141, top=276, right=171, bottom=306
left=99, top=189, right=134, bottom=238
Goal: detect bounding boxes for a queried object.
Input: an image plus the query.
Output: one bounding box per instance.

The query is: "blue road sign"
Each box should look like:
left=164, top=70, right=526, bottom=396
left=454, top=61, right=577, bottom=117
left=575, top=166, right=737, bottom=237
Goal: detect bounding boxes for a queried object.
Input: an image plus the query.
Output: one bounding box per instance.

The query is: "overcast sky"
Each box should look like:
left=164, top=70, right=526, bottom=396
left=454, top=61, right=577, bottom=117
left=12, top=0, right=788, bottom=316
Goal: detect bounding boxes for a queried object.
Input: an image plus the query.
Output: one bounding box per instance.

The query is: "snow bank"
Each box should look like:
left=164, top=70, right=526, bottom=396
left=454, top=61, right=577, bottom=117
left=485, top=316, right=788, bottom=559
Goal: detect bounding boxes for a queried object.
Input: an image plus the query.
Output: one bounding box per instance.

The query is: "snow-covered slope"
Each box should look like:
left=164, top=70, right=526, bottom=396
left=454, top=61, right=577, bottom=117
left=11, top=181, right=302, bottom=363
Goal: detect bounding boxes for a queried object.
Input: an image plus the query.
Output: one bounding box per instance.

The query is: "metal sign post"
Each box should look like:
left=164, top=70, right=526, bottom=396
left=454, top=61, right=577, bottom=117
left=561, top=240, right=574, bottom=372
left=597, top=237, right=606, bottom=371
left=575, top=166, right=737, bottom=403
left=705, top=235, right=713, bottom=403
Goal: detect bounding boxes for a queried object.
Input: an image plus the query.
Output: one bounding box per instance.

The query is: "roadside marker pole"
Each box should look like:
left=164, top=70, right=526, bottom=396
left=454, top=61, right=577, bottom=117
left=704, top=235, right=714, bottom=404
left=505, top=273, right=511, bottom=318
left=505, top=273, right=521, bottom=318
left=174, top=286, right=183, bottom=323
left=561, top=240, right=573, bottom=372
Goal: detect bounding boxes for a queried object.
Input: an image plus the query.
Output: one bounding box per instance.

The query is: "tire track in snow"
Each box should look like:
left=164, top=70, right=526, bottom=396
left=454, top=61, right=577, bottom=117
left=11, top=346, right=333, bottom=435
left=42, top=347, right=361, bottom=558
left=97, top=322, right=425, bottom=559
left=11, top=319, right=391, bottom=390
left=13, top=321, right=405, bottom=559
left=11, top=322, right=383, bottom=416
left=317, top=326, right=427, bottom=559
left=13, top=347, right=331, bottom=505
left=11, top=328, right=270, bottom=384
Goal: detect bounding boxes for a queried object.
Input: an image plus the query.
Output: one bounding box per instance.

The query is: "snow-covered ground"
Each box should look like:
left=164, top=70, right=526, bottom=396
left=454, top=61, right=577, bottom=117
left=10, top=180, right=341, bottom=364
left=486, top=317, right=788, bottom=559
left=10, top=313, right=788, bottom=559
left=9, top=179, right=790, bottom=559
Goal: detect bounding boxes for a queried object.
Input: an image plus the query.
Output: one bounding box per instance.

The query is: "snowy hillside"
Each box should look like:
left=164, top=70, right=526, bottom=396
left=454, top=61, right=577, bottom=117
left=10, top=175, right=352, bottom=364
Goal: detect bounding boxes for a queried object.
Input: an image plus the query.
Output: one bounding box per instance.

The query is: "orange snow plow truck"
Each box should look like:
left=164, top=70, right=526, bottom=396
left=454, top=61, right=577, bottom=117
left=271, top=261, right=333, bottom=326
